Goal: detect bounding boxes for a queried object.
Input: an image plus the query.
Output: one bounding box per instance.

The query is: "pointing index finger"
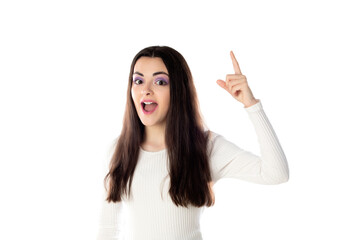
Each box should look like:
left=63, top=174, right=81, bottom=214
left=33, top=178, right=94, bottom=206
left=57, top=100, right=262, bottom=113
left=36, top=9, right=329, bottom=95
left=230, top=50, right=242, bottom=75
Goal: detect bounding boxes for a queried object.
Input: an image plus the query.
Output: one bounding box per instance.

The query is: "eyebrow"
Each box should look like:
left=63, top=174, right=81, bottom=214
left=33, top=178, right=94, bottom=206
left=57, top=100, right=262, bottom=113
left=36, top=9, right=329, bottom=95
left=133, top=71, right=169, bottom=77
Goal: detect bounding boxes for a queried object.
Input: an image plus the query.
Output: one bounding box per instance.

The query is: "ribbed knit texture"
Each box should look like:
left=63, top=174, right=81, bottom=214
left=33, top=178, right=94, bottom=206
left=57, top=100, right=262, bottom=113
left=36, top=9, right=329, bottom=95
left=97, top=100, right=289, bottom=240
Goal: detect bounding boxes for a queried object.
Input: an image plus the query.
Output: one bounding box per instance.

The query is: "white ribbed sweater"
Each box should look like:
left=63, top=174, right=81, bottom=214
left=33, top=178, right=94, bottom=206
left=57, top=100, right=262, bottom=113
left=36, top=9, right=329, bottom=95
left=97, top=100, right=289, bottom=240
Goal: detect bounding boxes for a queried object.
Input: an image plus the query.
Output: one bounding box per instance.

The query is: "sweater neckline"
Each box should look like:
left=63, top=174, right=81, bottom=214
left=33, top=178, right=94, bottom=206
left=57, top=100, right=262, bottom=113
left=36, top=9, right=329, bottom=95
left=139, top=146, right=167, bottom=154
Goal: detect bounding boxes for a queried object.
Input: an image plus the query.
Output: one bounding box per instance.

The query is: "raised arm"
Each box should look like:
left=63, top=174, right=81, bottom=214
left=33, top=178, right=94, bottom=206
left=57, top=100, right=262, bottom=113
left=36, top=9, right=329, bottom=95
left=211, top=51, right=289, bottom=184
left=209, top=100, right=289, bottom=184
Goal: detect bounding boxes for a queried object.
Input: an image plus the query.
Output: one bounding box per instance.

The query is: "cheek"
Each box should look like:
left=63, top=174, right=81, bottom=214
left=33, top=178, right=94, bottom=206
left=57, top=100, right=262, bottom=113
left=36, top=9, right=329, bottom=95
left=131, top=86, right=139, bottom=98
left=163, top=91, right=170, bottom=109
left=131, top=88, right=139, bottom=106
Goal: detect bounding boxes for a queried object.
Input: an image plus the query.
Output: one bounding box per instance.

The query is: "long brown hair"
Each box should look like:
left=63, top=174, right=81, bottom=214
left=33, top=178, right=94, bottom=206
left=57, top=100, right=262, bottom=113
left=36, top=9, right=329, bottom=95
left=104, top=46, right=214, bottom=208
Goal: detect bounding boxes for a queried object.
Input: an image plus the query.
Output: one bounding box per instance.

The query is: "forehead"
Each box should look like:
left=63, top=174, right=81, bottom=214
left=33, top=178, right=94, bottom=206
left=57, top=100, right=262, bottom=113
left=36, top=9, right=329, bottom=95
left=134, top=57, right=168, bottom=73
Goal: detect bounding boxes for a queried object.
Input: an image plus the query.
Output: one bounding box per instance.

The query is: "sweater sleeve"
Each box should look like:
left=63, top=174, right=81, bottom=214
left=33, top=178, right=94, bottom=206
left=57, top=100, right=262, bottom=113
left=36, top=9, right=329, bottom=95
left=96, top=191, right=125, bottom=240
left=209, top=99, right=289, bottom=185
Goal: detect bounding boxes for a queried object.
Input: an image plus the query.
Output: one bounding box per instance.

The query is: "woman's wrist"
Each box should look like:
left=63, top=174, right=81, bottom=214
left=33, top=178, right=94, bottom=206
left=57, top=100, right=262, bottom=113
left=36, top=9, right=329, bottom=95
left=244, top=99, right=260, bottom=108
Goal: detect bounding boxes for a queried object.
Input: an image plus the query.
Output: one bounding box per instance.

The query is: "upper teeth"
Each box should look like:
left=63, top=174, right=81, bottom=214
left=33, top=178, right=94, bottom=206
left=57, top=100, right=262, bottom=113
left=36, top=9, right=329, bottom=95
left=144, top=102, right=153, bottom=104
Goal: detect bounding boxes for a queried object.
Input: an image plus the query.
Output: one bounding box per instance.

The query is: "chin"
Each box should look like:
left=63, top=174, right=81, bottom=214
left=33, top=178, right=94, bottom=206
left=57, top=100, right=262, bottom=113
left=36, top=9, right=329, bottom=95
left=141, top=120, right=160, bottom=127
left=138, top=116, right=155, bottom=126
left=136, top=109, right=166, bottom=127
left=140, top=118, right=166, bottom=128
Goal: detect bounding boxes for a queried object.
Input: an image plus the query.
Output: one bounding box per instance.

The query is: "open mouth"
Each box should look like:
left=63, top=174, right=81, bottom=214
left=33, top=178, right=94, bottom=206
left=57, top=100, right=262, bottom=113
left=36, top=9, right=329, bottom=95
left=141, top=101, right=158, bottom=114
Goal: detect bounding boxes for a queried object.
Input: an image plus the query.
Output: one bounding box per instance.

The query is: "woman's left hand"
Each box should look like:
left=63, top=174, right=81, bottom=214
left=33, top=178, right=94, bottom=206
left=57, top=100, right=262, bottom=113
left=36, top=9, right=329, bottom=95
left=216, top=51, right=260, bottom=108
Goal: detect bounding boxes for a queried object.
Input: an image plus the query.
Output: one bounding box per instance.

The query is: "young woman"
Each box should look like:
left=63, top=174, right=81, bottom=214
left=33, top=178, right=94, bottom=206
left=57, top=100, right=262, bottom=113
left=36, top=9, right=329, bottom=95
left=96, top=46, right=289, bottom=240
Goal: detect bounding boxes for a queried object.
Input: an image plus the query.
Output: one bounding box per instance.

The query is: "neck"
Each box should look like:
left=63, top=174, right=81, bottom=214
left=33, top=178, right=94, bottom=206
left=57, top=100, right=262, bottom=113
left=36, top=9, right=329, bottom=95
left=142, top=124, right=166, bottom=151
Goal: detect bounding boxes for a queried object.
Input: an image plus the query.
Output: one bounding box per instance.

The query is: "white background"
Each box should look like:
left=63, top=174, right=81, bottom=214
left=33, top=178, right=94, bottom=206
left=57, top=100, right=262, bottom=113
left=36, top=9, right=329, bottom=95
left=1, top=0, right=359, bottom=239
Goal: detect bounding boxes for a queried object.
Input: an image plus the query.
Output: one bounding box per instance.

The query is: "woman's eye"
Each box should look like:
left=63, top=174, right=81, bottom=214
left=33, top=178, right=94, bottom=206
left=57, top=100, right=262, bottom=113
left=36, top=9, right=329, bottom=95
left=155, top=79, right=167, bottom=86
left=134, top=79, right=143, bottom=84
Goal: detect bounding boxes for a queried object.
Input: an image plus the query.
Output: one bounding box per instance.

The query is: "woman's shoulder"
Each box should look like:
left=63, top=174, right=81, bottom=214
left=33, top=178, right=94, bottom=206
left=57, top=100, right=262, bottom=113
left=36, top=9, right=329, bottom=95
left=206, top=130, right=224, bottom=140
left=205, top=130, right=242, bottom=153
left=205, top=130, right=227, bottom=148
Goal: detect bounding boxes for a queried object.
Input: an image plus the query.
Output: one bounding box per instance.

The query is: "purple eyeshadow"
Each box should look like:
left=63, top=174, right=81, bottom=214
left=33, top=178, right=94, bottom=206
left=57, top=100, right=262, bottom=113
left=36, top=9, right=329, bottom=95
left=133, top=77, right=143, bottom=82
left=155, top=77, right=169, bottom=84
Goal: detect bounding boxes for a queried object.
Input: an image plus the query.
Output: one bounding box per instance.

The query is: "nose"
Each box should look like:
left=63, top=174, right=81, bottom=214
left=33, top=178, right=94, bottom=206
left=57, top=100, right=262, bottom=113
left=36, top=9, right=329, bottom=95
left=141, top=85, right=153, bottom=96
